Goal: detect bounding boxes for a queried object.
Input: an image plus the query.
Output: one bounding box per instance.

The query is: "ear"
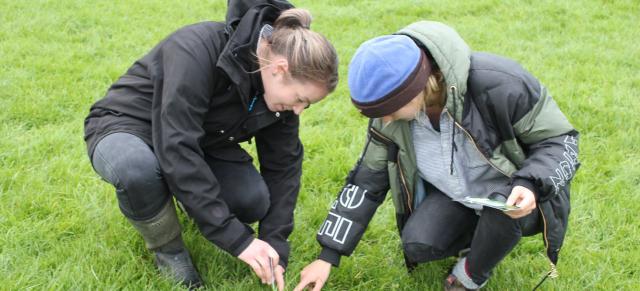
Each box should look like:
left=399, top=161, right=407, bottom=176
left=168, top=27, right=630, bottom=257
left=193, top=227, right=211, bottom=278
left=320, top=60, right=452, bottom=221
left=271, top=58, right=289, bottom=76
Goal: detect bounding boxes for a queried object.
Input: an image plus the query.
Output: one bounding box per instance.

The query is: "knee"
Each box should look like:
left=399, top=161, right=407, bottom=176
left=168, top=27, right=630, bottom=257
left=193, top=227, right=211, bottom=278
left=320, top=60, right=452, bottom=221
left=110, top=154, right=168, bottom=220
left=233, top=181, right=270, bottom=223
left=401, top=229, right=447, bottom=263
left=402, top=241, right=444, bottom=264
left=113, top=156, right=162, bottom=194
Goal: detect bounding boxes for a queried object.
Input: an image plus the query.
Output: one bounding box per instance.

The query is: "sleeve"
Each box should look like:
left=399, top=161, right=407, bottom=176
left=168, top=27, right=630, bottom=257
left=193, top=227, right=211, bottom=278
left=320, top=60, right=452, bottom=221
left=254, top=114, right=303, bottom=269
left=316, top=134, right=390, bottom=266
left=512, top=133, right=579, bottom=201
left=510, top=85, right=580, bottom=201
left=150, top=32, right=254, bottom=256
left=493, top=80, right=580, bottom=201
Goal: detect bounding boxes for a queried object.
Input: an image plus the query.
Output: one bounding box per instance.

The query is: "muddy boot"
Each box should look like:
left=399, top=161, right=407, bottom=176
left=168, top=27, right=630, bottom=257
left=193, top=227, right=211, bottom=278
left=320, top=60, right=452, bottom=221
left=128, top=200, right=203, bottom=289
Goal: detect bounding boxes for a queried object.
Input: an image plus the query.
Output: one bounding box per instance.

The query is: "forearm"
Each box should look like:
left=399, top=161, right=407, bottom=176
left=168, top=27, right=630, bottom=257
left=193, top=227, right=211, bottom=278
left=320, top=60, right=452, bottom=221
left=512, top=132, right=580, bottom=201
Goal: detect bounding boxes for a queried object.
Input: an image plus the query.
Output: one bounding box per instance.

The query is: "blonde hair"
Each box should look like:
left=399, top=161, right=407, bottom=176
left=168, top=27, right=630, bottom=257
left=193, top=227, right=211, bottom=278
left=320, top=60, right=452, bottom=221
left=421, top=69, right=445, bottom=110
left=266, top=8, right=339, bottom=92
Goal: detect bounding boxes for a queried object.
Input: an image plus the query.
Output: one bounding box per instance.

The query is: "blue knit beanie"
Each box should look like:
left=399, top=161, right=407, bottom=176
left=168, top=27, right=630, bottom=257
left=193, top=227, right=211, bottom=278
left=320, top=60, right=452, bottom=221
left=349, top=35, right=431, bottom=118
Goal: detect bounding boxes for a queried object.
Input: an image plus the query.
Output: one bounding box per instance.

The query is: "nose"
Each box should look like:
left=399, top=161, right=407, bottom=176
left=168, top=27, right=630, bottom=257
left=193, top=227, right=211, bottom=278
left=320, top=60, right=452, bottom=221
left=292, top=104, right=305, bottom=115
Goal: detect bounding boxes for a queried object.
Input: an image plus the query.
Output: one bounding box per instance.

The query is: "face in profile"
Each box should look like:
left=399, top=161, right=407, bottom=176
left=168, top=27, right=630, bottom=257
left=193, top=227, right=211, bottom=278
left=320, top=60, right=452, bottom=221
left=260, top=58, right=328, bottom=115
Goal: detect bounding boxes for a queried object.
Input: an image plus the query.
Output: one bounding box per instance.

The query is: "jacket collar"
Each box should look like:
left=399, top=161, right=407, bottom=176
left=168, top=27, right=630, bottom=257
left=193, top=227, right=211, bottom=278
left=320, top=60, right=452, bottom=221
left=217, top=0, right=293, bottom=106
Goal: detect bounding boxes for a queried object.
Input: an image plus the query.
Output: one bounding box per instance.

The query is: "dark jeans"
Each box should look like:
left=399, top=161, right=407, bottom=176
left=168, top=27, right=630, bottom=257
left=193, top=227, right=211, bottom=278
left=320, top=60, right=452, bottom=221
left=91, top=132, right=270, bottom=223
left=401, top=182, right=541, bottom=284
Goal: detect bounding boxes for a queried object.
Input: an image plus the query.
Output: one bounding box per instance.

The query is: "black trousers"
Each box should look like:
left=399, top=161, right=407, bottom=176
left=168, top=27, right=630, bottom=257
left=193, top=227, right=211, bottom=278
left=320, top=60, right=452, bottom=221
left=91, top=132, right=270, bottom=223
left=401, top=182, right=542, bottom=284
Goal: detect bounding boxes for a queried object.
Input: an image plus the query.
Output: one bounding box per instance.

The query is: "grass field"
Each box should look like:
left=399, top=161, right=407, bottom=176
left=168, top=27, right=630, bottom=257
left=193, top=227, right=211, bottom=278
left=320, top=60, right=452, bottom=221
left=1, top=0, right=639, bottom=290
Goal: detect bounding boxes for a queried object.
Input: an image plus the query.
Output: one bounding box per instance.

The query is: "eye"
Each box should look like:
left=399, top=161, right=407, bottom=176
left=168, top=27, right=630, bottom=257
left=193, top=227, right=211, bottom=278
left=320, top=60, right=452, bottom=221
left=296, top=94, right=310, bottom=108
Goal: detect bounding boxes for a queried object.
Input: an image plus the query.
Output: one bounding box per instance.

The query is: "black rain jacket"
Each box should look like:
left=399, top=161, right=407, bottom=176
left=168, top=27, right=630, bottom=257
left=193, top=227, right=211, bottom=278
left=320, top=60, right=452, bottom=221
left=84, top=0, right=301, bottom=267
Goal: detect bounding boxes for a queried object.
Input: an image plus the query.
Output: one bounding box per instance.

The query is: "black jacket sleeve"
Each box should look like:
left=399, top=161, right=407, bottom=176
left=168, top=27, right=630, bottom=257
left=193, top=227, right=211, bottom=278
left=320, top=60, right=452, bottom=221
left=489, top=81, right=580, bottom=201
left=150, top=29, right=254, bottom=256
left=512, top=133, right=580, bottom=201
left=254, top=114, right=303, bottom=269
left=316, top=136, right=390, bottom=266
left=470, top=53, right=579, bottom=201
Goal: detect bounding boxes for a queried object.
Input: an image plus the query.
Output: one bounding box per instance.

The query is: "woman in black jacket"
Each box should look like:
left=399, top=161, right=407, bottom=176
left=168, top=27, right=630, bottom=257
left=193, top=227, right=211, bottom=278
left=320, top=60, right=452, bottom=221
left=84, top=1, right=338, bottom=289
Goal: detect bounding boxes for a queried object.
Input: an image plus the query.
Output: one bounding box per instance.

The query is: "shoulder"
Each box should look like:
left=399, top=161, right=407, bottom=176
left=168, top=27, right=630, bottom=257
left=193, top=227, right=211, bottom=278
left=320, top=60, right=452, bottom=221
left=467, top=52, right=542, bottom=111
left=468, top=52, right=540, bottom=94
left=152, top=22, right=229, bottom=82
left=162, top=21, right=227, bottom=53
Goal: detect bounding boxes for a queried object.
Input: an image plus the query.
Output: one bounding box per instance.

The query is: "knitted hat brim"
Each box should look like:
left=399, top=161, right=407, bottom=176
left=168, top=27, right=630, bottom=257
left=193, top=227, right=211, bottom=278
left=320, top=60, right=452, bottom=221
left=352, top=50, right=431, bottom=118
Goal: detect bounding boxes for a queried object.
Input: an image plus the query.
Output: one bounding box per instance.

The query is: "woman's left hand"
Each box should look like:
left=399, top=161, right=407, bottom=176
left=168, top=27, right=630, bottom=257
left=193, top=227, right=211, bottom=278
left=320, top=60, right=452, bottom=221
left=505, top=185, right=537, bottom=219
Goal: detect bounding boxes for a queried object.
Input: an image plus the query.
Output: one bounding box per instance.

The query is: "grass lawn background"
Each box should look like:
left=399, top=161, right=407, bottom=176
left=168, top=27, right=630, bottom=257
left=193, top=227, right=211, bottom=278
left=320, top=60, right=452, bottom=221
left=1, top=0, right=639, bottom=290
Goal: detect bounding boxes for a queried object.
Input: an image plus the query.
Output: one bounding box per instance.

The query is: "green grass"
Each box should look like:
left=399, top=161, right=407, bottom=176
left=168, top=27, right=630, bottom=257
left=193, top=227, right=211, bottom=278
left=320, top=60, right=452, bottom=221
left=1, top=0, right=639, bottom=290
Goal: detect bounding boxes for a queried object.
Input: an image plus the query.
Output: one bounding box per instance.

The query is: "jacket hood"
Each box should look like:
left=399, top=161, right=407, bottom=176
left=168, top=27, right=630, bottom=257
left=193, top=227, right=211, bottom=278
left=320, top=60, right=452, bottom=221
left=225, top=0, right=293, bottom=30
left=396, top=21, right=470, bottom=122
left=218, top=0, right=293, bottom=96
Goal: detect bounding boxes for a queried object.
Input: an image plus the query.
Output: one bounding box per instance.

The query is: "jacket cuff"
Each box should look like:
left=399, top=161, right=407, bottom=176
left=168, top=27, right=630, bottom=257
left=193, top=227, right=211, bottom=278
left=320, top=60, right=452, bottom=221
left=318, top=247, right=341, bottom=267
left=262, top=238, right=290, bottom=269
left=512, top=178, right=538, bottom=199
left=227, top=223, right=255, bottom=257
left=278, top=249, right=290, bottom=270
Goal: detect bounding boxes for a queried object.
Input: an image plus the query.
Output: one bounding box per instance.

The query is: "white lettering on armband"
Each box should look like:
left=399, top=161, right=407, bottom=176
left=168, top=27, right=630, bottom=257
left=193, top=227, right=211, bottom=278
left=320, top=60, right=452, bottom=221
left=318, top=213, right=353, bottom=245
left=549, top=136, right=579, bottom=194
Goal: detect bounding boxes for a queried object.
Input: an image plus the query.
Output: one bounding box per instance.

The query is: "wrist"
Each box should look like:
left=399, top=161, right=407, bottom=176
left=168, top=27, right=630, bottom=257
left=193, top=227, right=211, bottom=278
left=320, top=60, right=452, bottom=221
left=318, top=259, right=332, bottom=268
left=231, top=232, right=255, bottom=257
left=512, top=178, right=537, bottom=199
left=318, top=247, right=341, bottom=267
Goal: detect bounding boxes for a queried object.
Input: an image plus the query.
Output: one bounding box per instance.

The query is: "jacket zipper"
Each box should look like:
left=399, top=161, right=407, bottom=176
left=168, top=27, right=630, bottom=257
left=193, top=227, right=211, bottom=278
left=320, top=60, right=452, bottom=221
left=445, top=111, right=556, bottom=276
left=397, top=151, right=413, bottom=214
left=445, top=111, right=509, bottom=177
left=537, top=207, right=558, bottom=277
left=369, top=127, right=413, bottom=214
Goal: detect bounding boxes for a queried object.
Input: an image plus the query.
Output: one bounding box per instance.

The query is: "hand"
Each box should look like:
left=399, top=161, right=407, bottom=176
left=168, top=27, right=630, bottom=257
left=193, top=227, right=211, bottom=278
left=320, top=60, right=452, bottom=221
left=505, top=185, right=537, bottom=219
left=293, top=259, right=332, bottom=291
left=237, top=238, right=280, bottom=286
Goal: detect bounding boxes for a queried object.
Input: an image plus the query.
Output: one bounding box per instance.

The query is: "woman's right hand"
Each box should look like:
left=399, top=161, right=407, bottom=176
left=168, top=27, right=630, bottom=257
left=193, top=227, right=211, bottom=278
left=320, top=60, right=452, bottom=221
left=293, top=259, right=332, bottom=291
left=237, top=238, right=282, bottom=289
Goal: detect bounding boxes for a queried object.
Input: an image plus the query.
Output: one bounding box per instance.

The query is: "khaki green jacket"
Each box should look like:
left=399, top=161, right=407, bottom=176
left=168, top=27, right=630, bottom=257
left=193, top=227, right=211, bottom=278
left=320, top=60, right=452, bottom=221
left=317, top=21, right=579, bottom=272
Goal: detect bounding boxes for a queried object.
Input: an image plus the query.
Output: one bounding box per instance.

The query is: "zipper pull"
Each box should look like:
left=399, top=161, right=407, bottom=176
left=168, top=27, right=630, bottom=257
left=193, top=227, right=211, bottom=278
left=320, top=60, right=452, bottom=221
left=549, top=262, right=558, bottom=278
left=532, top=263, right=558, bottom=290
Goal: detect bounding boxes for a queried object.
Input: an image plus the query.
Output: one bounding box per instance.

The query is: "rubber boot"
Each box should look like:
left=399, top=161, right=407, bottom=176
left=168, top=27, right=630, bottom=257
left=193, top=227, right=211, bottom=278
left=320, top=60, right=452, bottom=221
left=128, top=200, right=203, bottom=289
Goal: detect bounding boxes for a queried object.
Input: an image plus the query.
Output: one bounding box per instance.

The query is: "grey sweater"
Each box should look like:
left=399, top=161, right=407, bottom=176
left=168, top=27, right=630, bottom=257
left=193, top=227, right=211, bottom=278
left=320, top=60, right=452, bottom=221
left=412, top=110, right=508, bottom=210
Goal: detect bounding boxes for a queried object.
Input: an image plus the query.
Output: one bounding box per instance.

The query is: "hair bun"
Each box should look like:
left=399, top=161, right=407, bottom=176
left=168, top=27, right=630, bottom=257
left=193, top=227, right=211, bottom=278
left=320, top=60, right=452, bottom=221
left=274, top=8, right=312, bottom=29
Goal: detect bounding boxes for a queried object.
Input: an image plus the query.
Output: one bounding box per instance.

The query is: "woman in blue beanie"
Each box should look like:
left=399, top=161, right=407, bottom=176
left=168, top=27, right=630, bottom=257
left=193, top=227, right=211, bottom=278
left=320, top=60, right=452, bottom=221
left=84, top=0, right=338, bottom=289
left=294, top=21, right=579, bottom=290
